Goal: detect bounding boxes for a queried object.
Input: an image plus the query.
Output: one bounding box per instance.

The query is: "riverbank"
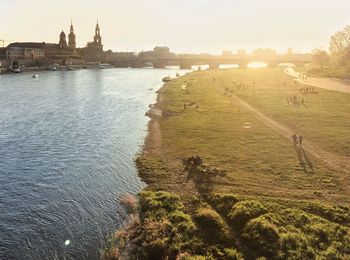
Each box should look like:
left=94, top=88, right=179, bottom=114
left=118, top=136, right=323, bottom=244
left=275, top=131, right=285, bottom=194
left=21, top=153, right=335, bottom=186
left=107, top=68, right=350, bottom=259
left=0, top=64, right=113, bottom=75
left=296, top=66, right=350, bottom=80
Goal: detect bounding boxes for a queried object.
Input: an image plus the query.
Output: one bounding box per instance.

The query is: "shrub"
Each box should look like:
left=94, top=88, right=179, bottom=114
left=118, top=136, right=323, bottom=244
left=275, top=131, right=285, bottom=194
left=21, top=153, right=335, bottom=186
left=228, top=200, right=268, bottom=229
left=223, top=248, right=244, bottom=260
left=302, top=203, right=350, bottom=225
left=242, top=215, right=280, bottom=258
left=119, top=194, right=138, bottom=214
left=139, top=191, right=184, bottom=220
left=169, top=210, right=196, bottom=235
left=194, top=207, right=231, bottom=243
left=279, top=232, right=315, bottom=259
left=208, top=193, right=240, bottom=214
left=140, top=219, right=174, bottom=259
left=177, top=253, right=207, bottom=260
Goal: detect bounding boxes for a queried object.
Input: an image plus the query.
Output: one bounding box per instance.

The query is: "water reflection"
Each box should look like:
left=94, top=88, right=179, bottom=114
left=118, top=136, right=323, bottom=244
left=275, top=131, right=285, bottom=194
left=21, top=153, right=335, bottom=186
left=247, top=62, right=268, bottom=68
left=219, top=64, right=239, bottom=69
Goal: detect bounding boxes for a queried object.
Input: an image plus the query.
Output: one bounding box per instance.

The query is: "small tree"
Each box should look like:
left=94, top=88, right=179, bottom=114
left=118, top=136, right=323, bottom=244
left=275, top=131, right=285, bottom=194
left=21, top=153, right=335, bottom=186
left=312, top=49, right=330, bottom=70
left=329, top=25, right=350, bottom=66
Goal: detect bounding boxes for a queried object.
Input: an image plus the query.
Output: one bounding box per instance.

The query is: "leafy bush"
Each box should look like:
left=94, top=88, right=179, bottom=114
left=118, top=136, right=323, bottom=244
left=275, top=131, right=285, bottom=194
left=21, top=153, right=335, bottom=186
left=228, top=200, right=268, bottom=229
left=208, top=193, right=240, bottom=214
left=176, top=253, right=207, bottom=260
left=242, top=215, right=280, bottom=257
left=119, top=194, right=138, bottom=214
left=139, top=191, right=184, bottom=220
left=223, top=248, right=244, bottom=260
left=302, top=203, right=350, bottom=226
left=279, top=232, right=315, bottom=259
left=194, top=207, right=231, bottom=243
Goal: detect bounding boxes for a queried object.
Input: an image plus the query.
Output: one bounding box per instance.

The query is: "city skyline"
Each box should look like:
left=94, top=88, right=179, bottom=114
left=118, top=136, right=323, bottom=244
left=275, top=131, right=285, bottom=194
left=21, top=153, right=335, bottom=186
left=1, top=0, right=349, bottom=54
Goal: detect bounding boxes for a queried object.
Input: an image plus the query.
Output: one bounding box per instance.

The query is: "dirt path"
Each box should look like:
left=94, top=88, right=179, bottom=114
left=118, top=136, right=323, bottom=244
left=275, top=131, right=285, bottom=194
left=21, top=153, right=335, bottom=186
left=285, top=68, right=350, bottom=94
left=231, top=94, right=350, bottom=177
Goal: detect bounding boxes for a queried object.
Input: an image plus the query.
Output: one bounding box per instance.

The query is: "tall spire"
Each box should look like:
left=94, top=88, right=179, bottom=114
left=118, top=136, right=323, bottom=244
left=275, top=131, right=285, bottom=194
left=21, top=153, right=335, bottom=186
left=68, top=20, right=76, bottom=50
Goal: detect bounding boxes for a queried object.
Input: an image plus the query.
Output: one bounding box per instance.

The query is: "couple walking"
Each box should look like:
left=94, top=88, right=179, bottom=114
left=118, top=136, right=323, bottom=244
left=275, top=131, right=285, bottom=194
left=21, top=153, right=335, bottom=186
left=292, top=133, right=303, bottom=146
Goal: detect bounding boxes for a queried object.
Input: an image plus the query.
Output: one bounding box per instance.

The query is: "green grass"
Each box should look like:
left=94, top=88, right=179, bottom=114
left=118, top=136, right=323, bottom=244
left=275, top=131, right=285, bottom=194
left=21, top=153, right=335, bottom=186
left=213, top=68, right=350, bottom=157
left=106, top=68, right=350, bottom=259
left=296, top=66, right=350, bottom=79
left=157, top=68, right=350, bottom=204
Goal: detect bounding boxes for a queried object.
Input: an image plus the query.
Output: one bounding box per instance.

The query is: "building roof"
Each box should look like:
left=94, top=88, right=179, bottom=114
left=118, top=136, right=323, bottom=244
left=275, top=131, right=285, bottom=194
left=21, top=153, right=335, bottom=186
left=45, top=43, right=59, bottom=48
left=7, top=42, right=46, bottom=49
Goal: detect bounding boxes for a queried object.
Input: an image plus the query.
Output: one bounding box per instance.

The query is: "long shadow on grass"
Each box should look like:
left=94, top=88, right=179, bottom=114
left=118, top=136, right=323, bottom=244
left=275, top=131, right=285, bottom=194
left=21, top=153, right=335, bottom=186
left=294, top=144, right=307, bottom=173
left=301, top=147, right=314, bottom=172
left=294, top=144, right=314, bottom=173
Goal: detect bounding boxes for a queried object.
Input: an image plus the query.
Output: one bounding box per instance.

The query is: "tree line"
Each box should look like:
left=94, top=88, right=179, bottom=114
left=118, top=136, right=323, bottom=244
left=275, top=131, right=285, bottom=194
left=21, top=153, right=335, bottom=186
left=313, top=25, right=350, bottom=69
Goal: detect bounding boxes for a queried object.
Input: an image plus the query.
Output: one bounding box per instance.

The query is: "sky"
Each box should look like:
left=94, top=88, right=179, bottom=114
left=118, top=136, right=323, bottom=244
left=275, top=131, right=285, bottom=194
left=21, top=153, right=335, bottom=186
left=0, top=0, right=349, bottom=54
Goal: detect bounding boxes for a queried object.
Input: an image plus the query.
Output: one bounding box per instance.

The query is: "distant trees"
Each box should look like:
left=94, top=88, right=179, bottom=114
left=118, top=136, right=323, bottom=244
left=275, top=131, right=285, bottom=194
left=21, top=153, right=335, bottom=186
left=312, top=49, right=330, bottom=70
left=329, top=25, right=350, bottom=66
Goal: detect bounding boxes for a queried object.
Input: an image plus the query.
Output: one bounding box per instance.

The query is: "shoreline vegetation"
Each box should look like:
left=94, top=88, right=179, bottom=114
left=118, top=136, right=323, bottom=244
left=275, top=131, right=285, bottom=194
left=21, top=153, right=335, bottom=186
left=296, top=66, right=350, bottom=80
left=104, top=68, right=350, bottom=259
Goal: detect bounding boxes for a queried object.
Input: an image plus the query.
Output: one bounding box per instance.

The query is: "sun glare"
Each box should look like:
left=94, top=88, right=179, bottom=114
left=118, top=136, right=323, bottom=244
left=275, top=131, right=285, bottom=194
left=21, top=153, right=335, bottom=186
left=247, top=62, right=268, bottom=69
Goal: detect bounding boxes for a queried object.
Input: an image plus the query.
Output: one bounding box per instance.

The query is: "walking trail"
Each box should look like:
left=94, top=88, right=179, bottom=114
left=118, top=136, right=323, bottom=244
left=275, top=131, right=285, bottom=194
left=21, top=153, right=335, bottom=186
left=285, top=68, right=350, bottom=93
left=231, top=95, right=350, bottom=178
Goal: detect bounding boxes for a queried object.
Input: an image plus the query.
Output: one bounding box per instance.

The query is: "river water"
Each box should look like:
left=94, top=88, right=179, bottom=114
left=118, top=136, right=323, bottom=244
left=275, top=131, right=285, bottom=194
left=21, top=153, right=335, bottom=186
left=0, top=68, right=186, bottom=259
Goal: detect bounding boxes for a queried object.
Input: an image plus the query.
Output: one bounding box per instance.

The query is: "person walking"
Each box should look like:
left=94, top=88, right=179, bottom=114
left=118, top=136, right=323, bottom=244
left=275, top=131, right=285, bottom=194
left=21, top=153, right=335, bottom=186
left=292, top=134, right=298, bottom=145
left=298, top=134, right=303, bottom=146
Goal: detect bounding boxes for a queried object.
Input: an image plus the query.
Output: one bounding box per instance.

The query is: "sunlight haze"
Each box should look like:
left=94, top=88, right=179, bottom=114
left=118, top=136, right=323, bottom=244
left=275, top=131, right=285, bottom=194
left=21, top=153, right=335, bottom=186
left=1, top=0, right=349, bottom=53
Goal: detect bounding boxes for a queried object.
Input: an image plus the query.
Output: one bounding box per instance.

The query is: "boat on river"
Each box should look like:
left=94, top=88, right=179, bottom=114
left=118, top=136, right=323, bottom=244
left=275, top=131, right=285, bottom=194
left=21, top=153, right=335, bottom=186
left=162, top=76, right=171, bottom=82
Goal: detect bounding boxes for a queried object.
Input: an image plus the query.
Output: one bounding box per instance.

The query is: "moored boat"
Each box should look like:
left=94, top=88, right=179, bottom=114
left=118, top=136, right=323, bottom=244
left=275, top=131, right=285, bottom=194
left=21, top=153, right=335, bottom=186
left=162, top=76, right=171, bottom=82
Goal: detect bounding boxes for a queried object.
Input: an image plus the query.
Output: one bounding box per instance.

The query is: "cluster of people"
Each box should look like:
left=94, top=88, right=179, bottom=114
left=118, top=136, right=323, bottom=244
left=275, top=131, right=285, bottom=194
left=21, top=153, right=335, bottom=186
left=293, top=74, right=308, bottom=84
left=223, top=81, right=256, bottom=96
left=223, top=87, right=234, bottom=97
left=299, top=74, right=308, bottom=81
left=299, top=87, right=317, bottom=95
left=286, top=95, right=304, bottom=106
left=231, top=81, right=256, bottom=89
left=292, top=133, right=304, bottom=146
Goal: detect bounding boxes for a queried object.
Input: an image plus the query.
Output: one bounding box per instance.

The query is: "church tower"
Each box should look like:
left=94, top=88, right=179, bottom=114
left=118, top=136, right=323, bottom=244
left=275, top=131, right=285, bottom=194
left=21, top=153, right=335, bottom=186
left=68, top=21, right=76, bottom=50
left=93, top=21, right=102, bottom=48
left=59, top=30, right=67, bottom=49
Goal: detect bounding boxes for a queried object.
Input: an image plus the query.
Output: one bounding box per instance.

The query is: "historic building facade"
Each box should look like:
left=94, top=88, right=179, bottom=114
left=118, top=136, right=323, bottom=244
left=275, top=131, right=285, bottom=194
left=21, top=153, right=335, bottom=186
left=80, top=22, right=104, bottom=61
left=45, top=22, right=78, bottom=59
left=5, top=42, right=46, bottom=61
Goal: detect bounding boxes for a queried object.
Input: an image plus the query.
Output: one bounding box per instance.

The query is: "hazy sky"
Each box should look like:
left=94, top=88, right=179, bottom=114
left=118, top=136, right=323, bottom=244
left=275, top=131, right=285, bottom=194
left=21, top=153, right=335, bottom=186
left=0, top=0, right=349, bottom=54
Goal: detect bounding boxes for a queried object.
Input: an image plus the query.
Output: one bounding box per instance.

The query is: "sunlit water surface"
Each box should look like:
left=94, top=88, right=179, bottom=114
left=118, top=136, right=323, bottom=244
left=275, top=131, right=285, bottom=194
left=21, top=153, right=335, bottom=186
left=0, top=68, right=187, bottom=259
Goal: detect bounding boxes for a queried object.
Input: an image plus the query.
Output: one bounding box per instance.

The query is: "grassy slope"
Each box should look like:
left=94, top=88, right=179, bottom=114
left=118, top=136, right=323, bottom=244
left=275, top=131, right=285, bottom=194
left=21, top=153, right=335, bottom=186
left=296, top=66, right=350, bottom=79
left=158, top=68, right=350, bottom=204
left=108, top=68, right=350, bottom=259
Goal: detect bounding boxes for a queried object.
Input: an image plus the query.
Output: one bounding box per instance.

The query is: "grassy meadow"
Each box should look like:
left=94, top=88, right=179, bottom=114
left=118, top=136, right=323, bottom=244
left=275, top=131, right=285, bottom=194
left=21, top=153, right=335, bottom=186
left=296, top=66, right=350, bottom=80
left=106, top=68, right=350, bottom=259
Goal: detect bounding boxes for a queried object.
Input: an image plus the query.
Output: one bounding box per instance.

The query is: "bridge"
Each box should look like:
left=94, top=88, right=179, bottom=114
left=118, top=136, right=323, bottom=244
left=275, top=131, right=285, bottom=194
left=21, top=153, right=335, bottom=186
left=107, top=54, right=313, bottom=69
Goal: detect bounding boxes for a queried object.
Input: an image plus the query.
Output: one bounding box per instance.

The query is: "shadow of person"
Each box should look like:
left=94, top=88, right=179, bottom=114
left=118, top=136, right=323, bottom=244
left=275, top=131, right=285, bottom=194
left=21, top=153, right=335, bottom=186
left=301, top=147, right=314, bottom=172
left=294, top=144, right=307, bottom=173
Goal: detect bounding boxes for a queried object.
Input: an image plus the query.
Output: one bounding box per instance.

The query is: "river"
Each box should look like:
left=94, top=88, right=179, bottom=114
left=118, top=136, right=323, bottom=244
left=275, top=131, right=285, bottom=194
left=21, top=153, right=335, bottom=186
left=0, top=68, right=187, bottom=259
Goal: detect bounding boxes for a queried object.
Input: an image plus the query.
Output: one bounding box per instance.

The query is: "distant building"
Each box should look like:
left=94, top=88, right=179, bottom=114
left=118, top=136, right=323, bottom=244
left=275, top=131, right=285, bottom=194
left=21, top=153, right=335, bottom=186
left=68, top=21, right=77, bottom=50
left=45, top=23, right=78, bottom=59
left=80, top=21, right=104, bottom=61
left=138, top=46, right=175, bottom=59
left=0, top=47, right=7, bottom=67
left=153, top=46, right=171, bottom=58
left=253, top=48, right=277, bottom=59
left=6, top=42, right=46, bottom=61
left=0, top=47, right=6, bottom=60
